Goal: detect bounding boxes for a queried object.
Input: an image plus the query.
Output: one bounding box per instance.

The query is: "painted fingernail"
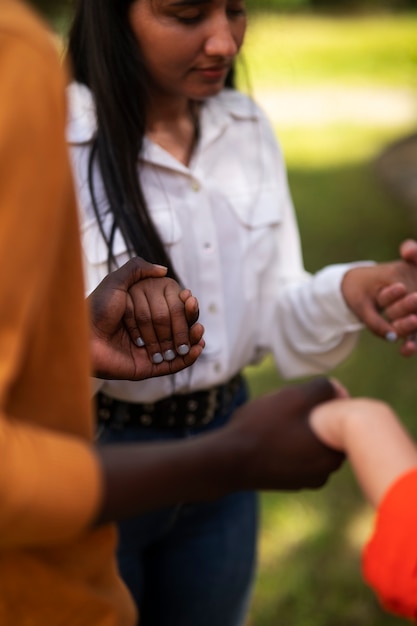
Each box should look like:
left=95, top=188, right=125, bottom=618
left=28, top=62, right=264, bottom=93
left=163, top=349, right=176, bottom=361
left=152, top=352, right=164, bottom=365
left=135, top=337, right=145, bottom=347
left=177, top=344, right=190, bottom=356
left=385, top=331, right=398, bottom=343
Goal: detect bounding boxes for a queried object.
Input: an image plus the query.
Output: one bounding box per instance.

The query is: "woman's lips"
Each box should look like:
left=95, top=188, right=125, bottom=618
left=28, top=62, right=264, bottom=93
left=195, top=65, right=229, bottom=81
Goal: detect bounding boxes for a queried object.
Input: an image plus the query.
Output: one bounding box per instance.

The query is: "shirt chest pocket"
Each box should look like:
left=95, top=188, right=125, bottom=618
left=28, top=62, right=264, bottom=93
left=226, top=187, right=284, bottom=300
left=81, top=209, right=184, bottom=291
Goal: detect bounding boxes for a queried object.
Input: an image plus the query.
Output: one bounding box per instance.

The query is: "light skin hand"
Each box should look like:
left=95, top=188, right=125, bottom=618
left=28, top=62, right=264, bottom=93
left=309, top=396, right=417, bottom=506
left=88, top=257, right=205, bottom=380
left=377, top=239, right=417, bottom=356
left=341, top=259, right=417, bottom=353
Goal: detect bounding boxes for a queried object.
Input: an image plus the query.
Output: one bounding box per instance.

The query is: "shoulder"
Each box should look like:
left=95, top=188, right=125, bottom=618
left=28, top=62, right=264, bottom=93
left=0, top=0, right=68, bottom=138
left=207, top=89, right=279, bottom=145
left=0, top=0, right=63, bottom=79
left=205, top=89, right=284, bottom=162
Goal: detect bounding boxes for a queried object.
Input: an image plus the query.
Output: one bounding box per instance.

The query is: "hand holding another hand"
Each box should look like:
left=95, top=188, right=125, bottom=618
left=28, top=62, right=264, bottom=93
left=341, top=240, right=417, bottom=356
left=88, top=257, right=204, bottom=380
left=225, top=377, right=345, bottom=492
left=376, top=239, right=417, bottom=356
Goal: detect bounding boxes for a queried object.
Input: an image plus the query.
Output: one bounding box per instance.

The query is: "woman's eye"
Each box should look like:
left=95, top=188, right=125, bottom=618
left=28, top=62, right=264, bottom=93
left=227, top=2, right=246, bottom=17
left=176, top=12, right=203, bottom=24
left=227, top=8, right=245, bottom=17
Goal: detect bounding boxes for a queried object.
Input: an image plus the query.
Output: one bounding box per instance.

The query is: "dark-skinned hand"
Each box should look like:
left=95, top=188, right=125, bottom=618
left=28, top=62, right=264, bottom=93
left=226, top=377, right=345, bottom=491
left=88, top=257, right=204, bottom=380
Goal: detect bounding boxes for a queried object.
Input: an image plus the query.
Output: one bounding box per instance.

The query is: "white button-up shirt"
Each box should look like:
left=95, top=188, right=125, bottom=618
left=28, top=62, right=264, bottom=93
left=67, top=83, right=366, bottom=403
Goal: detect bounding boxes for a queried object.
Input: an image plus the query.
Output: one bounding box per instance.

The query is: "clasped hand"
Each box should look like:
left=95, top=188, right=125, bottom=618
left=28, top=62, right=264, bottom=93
left=226, top=377, right=345, bottom=491
left=341, top=239, right=417, bottom=357
left=88, top=257, right=204, bottom=380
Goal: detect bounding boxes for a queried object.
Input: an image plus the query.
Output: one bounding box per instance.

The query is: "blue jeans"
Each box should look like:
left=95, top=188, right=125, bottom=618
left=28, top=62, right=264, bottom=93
left=98, top=380, right=258, bottom=626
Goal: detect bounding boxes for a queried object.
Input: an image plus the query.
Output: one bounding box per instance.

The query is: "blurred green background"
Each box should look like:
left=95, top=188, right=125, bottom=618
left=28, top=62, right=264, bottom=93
left=241, top=9, right=417, bottom=626
left=36, top=2, right=417, bottom=624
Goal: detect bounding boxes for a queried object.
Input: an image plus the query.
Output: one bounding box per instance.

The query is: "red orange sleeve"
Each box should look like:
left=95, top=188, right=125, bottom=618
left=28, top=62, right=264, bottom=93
left=362, top=467, right=417, bottom=621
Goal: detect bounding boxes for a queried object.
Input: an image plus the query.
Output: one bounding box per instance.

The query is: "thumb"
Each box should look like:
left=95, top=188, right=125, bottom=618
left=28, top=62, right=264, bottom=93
left=357, top=294, right=396, bottom=339
left=107, top=257, right=168, bottom=290
left=296, top=376, right=338, bottom=409
left=400, top=239, right=417, bottom=265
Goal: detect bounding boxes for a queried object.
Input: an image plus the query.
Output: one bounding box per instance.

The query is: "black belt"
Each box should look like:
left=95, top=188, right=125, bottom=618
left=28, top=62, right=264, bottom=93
left=96, top=374, right=243, bottom=430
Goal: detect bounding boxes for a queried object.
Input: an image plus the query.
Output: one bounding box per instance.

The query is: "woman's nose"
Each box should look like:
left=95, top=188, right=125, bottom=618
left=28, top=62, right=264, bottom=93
left=204, top=16, right=239, bottom=58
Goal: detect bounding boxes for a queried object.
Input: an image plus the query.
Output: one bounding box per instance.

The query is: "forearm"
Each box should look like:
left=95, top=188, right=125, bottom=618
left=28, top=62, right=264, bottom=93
left=343, top=400, right=417, bottom=506
left=265, top=265, right=365, bottom=380
left=95, top=429, right=242, bottom=524
left=311, top=398, right=417, bottom=507
left=95, top=377, right=349, bottom=524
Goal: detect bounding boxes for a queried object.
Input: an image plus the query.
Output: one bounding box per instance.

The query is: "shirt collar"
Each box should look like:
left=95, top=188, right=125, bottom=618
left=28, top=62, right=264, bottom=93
left=66, top=82, right=260, bottom=153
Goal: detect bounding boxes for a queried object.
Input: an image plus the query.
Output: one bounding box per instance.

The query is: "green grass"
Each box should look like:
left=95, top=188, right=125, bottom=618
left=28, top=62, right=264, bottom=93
left=239, top=13, right=417, bottom=88
left=241, top=12, right=417, bottom=626
left=245, top=123, right=417, bottom=626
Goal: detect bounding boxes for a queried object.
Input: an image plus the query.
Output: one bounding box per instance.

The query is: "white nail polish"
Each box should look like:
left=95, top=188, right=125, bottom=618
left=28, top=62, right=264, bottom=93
left=385, top=331, right=397, bottom=343
left=164, top=349, right=176, bottom=362
left=136, top=337, right=145, bottom=347
left=177, top=344, right=190, bottom=356
left=152, top=353, right=163, bottom=365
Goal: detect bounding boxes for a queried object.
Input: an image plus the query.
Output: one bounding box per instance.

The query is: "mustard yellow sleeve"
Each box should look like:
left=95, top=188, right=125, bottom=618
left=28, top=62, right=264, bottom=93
left=0, top=419, right=102, bottom=548
left=0, top=7, right=103, bottom=547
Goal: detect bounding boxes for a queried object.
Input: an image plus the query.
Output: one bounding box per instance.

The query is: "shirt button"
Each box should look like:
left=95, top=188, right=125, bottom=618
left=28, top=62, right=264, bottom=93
left=214, top=362, right=222, bottom=373
left=208, top=303, right=217, bottom=314
left=191, top=180, right=200, bottom=192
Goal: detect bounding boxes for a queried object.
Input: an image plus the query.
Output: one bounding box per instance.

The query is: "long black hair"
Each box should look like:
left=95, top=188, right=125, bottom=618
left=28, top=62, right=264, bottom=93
left=67, top=0, right=236, bottom=279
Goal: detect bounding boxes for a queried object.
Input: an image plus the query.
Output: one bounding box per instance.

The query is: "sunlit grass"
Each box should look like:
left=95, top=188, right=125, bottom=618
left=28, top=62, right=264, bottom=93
left=239, top=13, right=417, bottom=89
left=278, top=121, right=415, bottom=167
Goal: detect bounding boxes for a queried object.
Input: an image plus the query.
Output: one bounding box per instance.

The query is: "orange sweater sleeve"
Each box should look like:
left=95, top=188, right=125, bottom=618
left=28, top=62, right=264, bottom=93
left=362, top=467, right=417, bottom=621
left=0, top=5, right=102, bottom=548
left=0, top=420, right=102, bottom=548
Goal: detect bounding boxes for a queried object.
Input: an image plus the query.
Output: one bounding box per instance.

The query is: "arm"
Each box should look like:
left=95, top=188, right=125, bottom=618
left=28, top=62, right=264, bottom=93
left=309, top=386, right=417, bottom=621
left=88, top=257, right=205, bottom=380
left=0, top=19, right=104, bottom=549
left=308, top=395, right=417, bottom=506
left=255, top=112, right=417, bottom=377
left=95, top=377, right=345, bottom=524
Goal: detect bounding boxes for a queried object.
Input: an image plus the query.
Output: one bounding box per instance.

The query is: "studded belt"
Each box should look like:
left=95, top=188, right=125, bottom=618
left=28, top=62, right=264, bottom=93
left=96, top=374, right=243, bottom=430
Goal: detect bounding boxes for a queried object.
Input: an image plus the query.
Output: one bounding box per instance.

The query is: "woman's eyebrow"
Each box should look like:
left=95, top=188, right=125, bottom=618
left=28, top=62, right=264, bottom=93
left=168, top=0, right=211, bottom=7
